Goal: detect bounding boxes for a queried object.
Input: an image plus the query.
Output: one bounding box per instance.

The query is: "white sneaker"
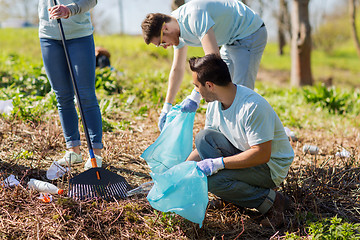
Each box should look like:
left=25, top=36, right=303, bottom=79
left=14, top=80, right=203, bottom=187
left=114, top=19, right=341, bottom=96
left=57, top=151, right=83, bottom=166
left=84, top=155, right=103, bottom=170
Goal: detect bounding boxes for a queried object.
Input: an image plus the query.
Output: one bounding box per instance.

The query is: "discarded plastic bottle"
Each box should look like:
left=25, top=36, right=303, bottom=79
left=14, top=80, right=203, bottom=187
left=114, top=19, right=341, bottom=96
left=336, top=148, right=351, bottom=158
left=28, top=178, right=64, bottom=195
left=284, top=127, right=297, bottom=141
left=303, top=144, right=319, bottom=155
left=127, top=181, right=154, bottom=197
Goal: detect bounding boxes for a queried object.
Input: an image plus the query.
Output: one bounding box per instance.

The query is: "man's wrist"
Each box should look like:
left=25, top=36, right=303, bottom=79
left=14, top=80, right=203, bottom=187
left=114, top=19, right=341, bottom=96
left=213, top=157, right=225, bottom=171
left=161, top=102, right=172, bottom=113
left=188, top=89, right=201, bottom=104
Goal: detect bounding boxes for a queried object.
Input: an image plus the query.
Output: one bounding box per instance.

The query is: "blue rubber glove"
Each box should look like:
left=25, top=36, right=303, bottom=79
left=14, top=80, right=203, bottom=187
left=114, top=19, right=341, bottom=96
left=180, top=98, right=198, bottom=112
left=196, top=157, right=225, bottom=176
left=180, top=89, right=201, bottom=113
left=158, top=103, right=172, bottom=131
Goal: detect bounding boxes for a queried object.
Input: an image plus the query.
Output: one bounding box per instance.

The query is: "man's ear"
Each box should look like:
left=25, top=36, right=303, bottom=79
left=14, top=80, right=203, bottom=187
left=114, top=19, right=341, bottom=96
left=206, top=81, right=215, bottom=90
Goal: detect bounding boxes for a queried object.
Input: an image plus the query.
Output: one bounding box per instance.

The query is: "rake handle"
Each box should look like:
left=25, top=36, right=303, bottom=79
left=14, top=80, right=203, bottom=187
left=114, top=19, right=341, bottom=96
left=91, top=158, right=99, bottom=169
left=52, top=0, right=97, bottom=167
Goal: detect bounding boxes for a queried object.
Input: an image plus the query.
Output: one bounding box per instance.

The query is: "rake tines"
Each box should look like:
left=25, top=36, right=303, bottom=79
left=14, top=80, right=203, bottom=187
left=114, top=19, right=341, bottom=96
left=68, top=168, right=130, bottom=201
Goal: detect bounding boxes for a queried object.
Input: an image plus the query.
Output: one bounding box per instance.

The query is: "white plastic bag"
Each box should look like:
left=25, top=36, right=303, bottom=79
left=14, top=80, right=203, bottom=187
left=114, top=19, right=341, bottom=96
left=0, top=100, right=13, bottom=115
left=1, top=174, right=20, bottom=187
left=46, top=161, right=68, bottom=180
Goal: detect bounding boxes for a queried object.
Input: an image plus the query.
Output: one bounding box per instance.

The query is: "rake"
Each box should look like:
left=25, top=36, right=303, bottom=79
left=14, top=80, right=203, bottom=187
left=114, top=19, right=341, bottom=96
left=52, top=0, right=130, bottom=200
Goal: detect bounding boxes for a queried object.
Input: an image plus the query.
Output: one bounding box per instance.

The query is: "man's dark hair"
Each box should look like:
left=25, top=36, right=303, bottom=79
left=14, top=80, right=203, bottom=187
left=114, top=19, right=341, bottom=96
left=96, top=55, right=110, bottom=68
left=189, top=54, right=232, bottom=86
left=141, top=13, right=171, bottom=44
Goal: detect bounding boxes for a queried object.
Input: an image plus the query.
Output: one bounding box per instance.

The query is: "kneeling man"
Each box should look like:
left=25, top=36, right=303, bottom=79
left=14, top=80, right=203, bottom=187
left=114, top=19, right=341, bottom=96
left=186, top=54, right=294, bottom=227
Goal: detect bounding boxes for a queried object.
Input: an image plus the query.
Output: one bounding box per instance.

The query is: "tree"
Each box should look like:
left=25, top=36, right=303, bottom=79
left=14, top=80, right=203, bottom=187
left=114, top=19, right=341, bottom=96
left=291, top=0, right=313, bottom=86
left=349, top=0, right=360, bottom=58
left=277, top=0, right=291, bottom=55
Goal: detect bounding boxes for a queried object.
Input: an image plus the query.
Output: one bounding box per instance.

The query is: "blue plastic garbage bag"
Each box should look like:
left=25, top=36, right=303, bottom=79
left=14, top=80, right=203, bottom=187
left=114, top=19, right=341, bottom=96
left=141, top=105, right=195, bottom=173
left=147, top=161, right=208, bottom=227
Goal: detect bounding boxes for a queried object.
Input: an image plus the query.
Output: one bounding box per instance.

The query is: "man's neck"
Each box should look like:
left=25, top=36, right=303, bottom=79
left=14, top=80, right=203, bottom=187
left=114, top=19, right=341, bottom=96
left=218, top=84, right=237, bottom=110
left=170, top=17, right=180, bottom=37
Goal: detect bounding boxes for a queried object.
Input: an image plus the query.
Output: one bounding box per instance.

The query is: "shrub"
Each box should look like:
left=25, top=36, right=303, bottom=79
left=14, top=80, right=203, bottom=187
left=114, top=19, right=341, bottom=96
left=302, top=84, right=357, bottom=115
left=307, top=216, right=360, bottom=239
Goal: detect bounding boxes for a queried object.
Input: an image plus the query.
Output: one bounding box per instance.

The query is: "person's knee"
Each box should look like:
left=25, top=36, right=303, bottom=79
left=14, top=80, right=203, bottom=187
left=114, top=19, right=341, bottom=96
left=208, top=173, right=231, bottom=195
left=195, top=129, right=209, bottom=147
left=195, top=129, right=219, bottom=146
left=56, top=93, right=74, bottom=106
left=78, top=91, right=98, bottom=107
left=195, top=129, right=217, bottom=156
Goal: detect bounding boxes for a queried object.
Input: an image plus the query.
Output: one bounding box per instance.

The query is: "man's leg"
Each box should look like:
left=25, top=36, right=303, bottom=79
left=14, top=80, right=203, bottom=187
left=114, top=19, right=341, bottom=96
left=195, top=129, right=276, bottom=214
left=220, top=26, right=267, bottom=90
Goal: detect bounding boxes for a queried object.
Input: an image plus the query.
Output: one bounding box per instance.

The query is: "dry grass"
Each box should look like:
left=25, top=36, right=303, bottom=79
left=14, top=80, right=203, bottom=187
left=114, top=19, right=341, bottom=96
left=0, top=108, right=359, bottom=239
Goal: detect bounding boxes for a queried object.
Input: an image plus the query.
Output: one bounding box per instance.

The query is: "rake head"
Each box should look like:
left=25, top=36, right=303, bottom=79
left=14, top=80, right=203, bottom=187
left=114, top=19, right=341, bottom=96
left=68, top=168, right=130, bottom=201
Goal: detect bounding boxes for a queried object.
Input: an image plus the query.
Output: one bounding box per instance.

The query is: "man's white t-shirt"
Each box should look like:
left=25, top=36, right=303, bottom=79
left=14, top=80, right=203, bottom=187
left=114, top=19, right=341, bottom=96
left=172, top=0, right=264, bottom=49
left=205, top=85, right=294, bottom=186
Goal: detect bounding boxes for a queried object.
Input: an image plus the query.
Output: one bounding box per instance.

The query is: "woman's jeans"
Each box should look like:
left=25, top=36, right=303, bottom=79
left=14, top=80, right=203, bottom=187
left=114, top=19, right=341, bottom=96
left=195, top=129, right=276, bottom=214
left=220, top=26, right=267, bottom=90
left=40, top=35, right=103, bottom=149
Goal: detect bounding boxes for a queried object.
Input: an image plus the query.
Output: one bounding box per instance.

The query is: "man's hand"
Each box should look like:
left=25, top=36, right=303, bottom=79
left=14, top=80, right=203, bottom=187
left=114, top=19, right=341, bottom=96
left=196, top=157, right=225, bottom=176
left=158, top=103, right=172, bottom=131
left=49, top=5, right=70, bottom=19
left=180, top=89, right=201, bottom=113
left=180, top=98, right=198, bottom=112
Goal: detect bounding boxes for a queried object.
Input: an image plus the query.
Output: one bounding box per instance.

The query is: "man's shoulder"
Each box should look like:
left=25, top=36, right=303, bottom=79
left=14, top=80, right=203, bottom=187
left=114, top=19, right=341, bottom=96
left=235, top=85, right=266, bottom=102
left=235, top=85, right=258, bottom=101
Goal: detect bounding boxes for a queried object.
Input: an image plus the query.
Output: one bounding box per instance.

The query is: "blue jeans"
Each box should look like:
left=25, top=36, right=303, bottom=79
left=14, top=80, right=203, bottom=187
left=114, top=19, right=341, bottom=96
left=40, top=35, right=103, bottom=149
left=195, top=129, right=276, bottom=214
left=220, top=26, right=267, bottom=90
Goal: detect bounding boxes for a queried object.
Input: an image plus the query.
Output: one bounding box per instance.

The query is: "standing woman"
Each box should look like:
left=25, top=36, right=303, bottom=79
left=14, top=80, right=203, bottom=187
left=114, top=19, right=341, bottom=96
left=38, top=0, right=103, bottom=170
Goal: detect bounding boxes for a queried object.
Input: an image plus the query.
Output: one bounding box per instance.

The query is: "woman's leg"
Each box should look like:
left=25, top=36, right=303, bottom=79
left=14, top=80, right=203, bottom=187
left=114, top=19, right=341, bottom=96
left=40, top=38, right=81, bottom=150
left=40, top=36, right=102, bottom=158
left=66, top=35, right=103, bottom=152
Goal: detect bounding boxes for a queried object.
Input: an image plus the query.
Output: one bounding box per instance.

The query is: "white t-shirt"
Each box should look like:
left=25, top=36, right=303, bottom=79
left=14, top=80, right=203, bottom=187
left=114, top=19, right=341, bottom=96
left=205, top=85, right=294, bottom=186
left=172, top=0, right=263, bottom=49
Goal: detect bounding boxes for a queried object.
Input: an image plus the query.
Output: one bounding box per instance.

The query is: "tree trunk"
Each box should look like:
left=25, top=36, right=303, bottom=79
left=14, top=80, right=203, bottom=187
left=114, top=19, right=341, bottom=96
left=291, top=0, right=313, bottom=86
left=349, top=0, right=360, bottom=58
left=171, top=0, right=185, bottom=11
left=277, top=0, right=287, bottom=55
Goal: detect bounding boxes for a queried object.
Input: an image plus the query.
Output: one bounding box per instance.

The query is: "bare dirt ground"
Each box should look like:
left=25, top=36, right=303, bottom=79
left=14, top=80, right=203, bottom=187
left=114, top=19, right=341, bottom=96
left=1, top=104, right=359, bottom=239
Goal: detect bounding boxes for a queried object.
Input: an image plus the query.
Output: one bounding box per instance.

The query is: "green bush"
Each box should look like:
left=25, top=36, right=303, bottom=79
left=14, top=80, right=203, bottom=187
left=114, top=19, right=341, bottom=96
left=11, top=92, right=57, bottom=124
left=0, top=54, right=51, bottom=97
left=307, top=216, right=360, bottom=240
left=95, top=67, right=122, bottom=94
left=302, top=83, right=360, bottom=115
